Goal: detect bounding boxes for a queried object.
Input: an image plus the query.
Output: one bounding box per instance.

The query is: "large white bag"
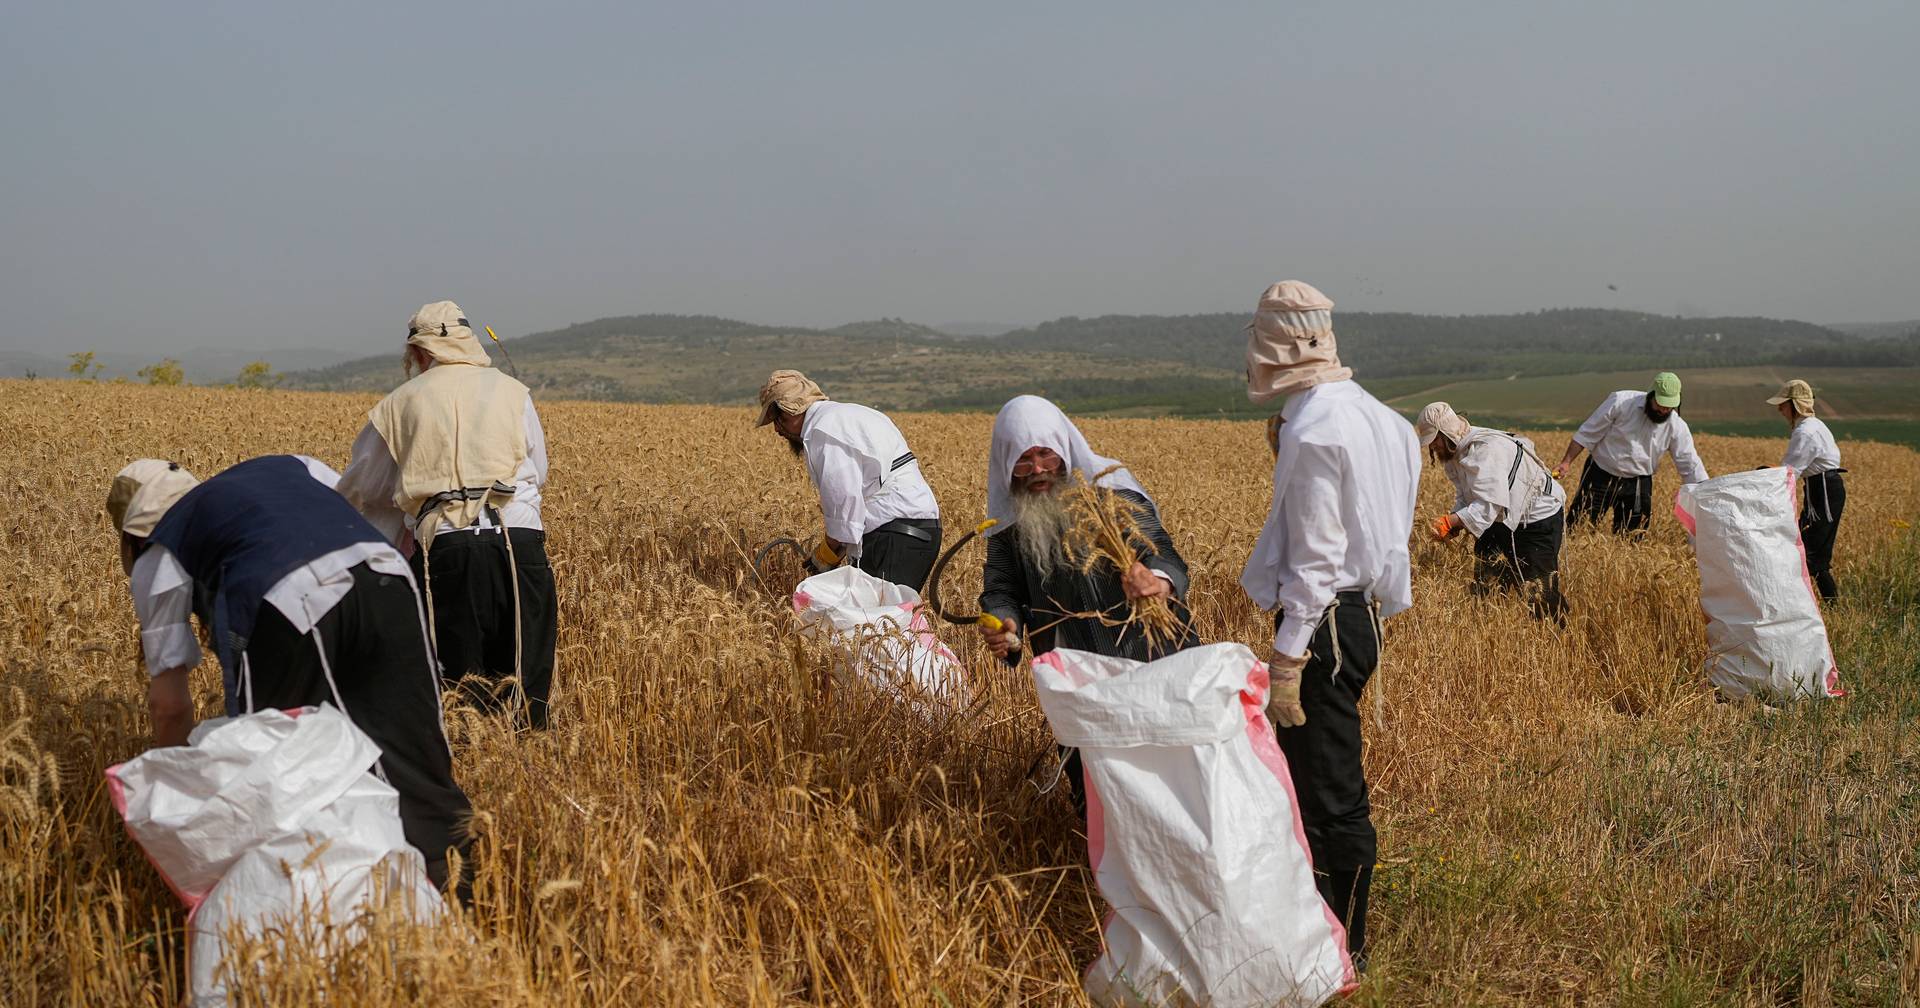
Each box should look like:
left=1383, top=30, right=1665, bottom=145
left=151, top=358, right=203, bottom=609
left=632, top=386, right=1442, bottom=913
left=792, top=566, right=967, bottom=706
left=1675, top=467, right=1843, bottom=702
left=106, top=705, right=445, bottom=1006
left=1033, top=642, right=1354, bottom=1007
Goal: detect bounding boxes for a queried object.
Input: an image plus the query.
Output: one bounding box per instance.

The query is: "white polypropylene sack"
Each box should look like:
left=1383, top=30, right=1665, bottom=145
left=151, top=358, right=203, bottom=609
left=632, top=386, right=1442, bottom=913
left=1675, top=467, right=1843, bottom=702
left=792, top=566, right=966, bottom=706
left=1033, top=642, right=1354, bottom=1007
left=106, top=705, right=446, bottom=1006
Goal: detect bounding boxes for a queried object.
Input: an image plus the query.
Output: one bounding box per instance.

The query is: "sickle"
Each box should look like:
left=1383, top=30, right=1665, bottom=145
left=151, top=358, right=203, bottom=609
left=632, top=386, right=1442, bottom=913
left=751, top=536, right=805, bottom=591
left=925, top=519, right=1019, bottom=667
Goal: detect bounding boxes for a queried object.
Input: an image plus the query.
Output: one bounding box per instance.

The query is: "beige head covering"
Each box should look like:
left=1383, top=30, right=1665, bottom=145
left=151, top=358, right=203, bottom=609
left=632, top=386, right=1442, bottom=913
left=1246, top=280, right=1353, bottom=404
left=106, top=459, right=200, bottom=537
left=756, top=369, right=828, bottom=426
left=1414, top=402, right=1472, bottom=446
left=1765, top=379, right=1816, bottom=418
left=406, top=301, right=491, bottom=368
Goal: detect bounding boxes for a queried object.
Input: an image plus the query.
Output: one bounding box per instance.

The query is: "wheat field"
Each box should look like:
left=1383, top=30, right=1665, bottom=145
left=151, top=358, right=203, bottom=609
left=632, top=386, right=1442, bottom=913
left=2, top=379, right=1917, bottom=1006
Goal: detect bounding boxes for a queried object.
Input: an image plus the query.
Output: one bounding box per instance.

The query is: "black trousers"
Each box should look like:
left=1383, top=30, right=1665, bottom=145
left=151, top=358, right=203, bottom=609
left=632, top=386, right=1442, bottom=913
left=412, top=527, right=559, bottom=729
left=1570, top=459, right=1654, bottom=534
left=243, top=563, right=473, bottom=890
left=1801, top=471, right=1846, bottom=601
left=1472, top=510, right=1570, bottom=621
left=858, top=518, right=941, bottom=594
left=1275, top=593, right=1379, bottom=962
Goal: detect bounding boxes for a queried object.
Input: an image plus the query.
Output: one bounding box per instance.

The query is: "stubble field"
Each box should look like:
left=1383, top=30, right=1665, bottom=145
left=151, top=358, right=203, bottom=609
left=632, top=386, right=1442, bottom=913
left=3, top=379, right=1918, bottom=1006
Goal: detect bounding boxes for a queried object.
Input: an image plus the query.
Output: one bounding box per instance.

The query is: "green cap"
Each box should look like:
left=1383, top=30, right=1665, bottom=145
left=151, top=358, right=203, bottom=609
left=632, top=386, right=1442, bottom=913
left=1651, top=371, right=1682, bottom=408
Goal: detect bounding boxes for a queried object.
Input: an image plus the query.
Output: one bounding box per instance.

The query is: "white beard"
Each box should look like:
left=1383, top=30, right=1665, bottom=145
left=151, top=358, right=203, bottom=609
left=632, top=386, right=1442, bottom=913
left=1010, top=482, right=1073, bottom=579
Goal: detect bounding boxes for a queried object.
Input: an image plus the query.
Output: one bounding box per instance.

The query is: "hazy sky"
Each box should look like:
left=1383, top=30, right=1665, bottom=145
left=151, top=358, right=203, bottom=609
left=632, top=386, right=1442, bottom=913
left=3, top=1, right=1915, bottom=358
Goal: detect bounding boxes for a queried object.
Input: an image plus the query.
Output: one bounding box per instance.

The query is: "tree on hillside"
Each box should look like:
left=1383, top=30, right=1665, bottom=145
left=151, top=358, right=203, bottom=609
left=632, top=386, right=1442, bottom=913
left=67, top=352, right=103, bottom=381
left=233, top=360, right=282, bottom=389
left=137, top=359, right=185, bottom=386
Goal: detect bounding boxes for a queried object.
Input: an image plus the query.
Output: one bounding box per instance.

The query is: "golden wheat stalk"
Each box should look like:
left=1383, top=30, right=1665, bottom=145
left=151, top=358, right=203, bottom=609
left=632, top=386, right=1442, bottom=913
left=1058, top=466, right=1185, bottom=652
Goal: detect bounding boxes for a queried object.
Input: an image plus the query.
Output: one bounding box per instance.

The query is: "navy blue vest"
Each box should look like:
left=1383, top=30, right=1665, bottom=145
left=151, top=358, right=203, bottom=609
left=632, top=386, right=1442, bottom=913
left=147, top=455, right=387, bottom=713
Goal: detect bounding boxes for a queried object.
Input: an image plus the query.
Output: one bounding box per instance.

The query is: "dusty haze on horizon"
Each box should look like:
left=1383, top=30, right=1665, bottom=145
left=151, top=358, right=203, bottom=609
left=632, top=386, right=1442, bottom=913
left=2, top=1, right=1914, bottom=358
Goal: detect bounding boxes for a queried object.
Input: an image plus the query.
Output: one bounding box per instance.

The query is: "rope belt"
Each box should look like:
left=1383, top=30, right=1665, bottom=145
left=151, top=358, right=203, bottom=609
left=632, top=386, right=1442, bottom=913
left=1321, top=590, right=1386, bottom=730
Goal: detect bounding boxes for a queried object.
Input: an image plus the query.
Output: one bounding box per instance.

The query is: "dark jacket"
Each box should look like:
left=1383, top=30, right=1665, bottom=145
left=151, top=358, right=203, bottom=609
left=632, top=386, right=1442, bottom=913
left=978, top=488, right=1199, bottom=662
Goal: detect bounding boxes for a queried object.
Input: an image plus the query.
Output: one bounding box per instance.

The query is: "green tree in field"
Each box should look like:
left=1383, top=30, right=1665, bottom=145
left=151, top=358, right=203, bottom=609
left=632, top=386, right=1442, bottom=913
left=137, top=359, right=185, bottom=386
left=233, top=360, right=282, bottom=390
left=66, top=351, right=103, bottom=381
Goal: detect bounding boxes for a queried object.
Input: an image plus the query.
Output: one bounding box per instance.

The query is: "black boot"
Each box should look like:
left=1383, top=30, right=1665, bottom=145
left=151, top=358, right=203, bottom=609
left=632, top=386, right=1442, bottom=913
left=1317, top=865, right=1374, bottom=972
left=1813, top=570, right=1838, bottom=602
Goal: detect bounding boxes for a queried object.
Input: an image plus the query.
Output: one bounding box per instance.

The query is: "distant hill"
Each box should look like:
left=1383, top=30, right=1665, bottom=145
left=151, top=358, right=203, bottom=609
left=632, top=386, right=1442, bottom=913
left=1825, top=320, right=1920, bottom=341
left=279, top=307, right=1920, bottom=418
left=988, top=308, right=1877, bottom=379
left=284, top=314, right=1240, bottom=414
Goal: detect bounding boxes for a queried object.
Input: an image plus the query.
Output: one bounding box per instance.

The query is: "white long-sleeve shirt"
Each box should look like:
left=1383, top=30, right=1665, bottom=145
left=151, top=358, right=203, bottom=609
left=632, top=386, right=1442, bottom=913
left=1572, top=390, right=1709, bottom=484
left=1781, top=416, right=1841, bottom=476
left=1445, top=428, right=1566, bottom=537
left=338, top=397, right=548, bottom=542
left=1241, top=380, right=1420, bottom=657
left=129, top=456, right=412, bottom=677
left=801, top=401, right=939, bottom=547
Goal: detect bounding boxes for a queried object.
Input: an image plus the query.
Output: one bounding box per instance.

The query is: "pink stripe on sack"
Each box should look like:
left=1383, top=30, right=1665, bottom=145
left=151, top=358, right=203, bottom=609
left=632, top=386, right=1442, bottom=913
left=1083, top=773, right=1114, bottom=984
left=104, top=764, right=202, bottom=910
left=1781, top=469, right=1846, bottom=697
left=1240, top=661, right=1358, bottom=992
left=791, top=591, right=811, bottom=613
left=1673, top=494, right=1696, bottom=536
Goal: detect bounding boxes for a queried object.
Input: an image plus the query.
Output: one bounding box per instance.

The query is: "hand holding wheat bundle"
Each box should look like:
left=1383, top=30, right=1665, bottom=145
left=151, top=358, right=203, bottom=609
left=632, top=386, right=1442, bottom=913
left=1059, top=466, right=1188, bottom=652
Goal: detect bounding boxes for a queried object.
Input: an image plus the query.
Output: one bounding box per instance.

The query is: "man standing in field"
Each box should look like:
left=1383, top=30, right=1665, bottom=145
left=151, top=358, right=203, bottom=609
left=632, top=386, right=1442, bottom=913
left=1242, top=280, right=1419, bottom=971
left=756, top=369, right=943, bottom=592
left=1550, top=372, right=1710, bottom=534
left=1417, top=402, right=1570, bottom=622
left=338, top=301, right=558, bottom=729
left=1768, top=379, right=1846, bottom=600
left=976, top=395, right=1200, bottom=805
left=107, top=455, right=473, bottom=889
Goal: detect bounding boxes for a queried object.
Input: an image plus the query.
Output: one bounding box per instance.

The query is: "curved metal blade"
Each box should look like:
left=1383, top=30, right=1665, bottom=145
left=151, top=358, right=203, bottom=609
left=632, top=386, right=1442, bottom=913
left=926, top=520, right=996, bottom=624
left=752, top=536, right=804, bottom=586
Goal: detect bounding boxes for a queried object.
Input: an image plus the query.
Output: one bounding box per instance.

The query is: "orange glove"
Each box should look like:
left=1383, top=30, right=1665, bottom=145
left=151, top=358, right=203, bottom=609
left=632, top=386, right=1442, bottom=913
left=1427, top=513, right=1463, bottom=541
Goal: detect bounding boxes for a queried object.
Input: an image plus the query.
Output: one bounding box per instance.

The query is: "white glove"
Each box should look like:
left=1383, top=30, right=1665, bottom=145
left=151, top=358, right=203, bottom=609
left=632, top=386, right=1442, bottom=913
left=1266, top=651, right=1308, bottom=728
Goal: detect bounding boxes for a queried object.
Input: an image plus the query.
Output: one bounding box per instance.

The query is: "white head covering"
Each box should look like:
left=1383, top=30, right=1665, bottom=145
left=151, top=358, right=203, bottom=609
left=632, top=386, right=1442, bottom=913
left=1245, top=280, right=1352, bottom=404
left=106, top=459, right=200, bottom=537
left=985, top=395, right=1152, bottom=537
left=1414, top=402, right=1472, bottom=446
left=406, top=300, right=491, bottom=367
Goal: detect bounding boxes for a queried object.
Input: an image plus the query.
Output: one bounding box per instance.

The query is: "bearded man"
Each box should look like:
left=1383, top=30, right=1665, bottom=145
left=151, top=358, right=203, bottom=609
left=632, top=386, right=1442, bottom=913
left=1242, top=280, right=1419, bottom=971
left=1417, top=402, right=1569, bottom=622
left=338, top=301, right=557, bottom=729
left=975, top=395, right=1199, bottom=664
left=1551, top=372, right=1709, bottom=534
left=976, top=395, right=1199, bottom=808
left=756, top=369, right=942, bottom=592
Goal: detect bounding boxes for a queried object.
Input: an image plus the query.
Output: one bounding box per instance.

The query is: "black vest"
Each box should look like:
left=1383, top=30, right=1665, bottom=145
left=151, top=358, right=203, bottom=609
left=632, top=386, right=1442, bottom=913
left=147, top=455, right=386, bottom=713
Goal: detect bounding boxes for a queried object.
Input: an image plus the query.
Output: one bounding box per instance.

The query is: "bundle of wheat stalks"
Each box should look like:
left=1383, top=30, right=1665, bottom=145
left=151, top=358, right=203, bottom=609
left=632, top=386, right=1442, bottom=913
left=1060, top=465, right=1187, bottom=652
